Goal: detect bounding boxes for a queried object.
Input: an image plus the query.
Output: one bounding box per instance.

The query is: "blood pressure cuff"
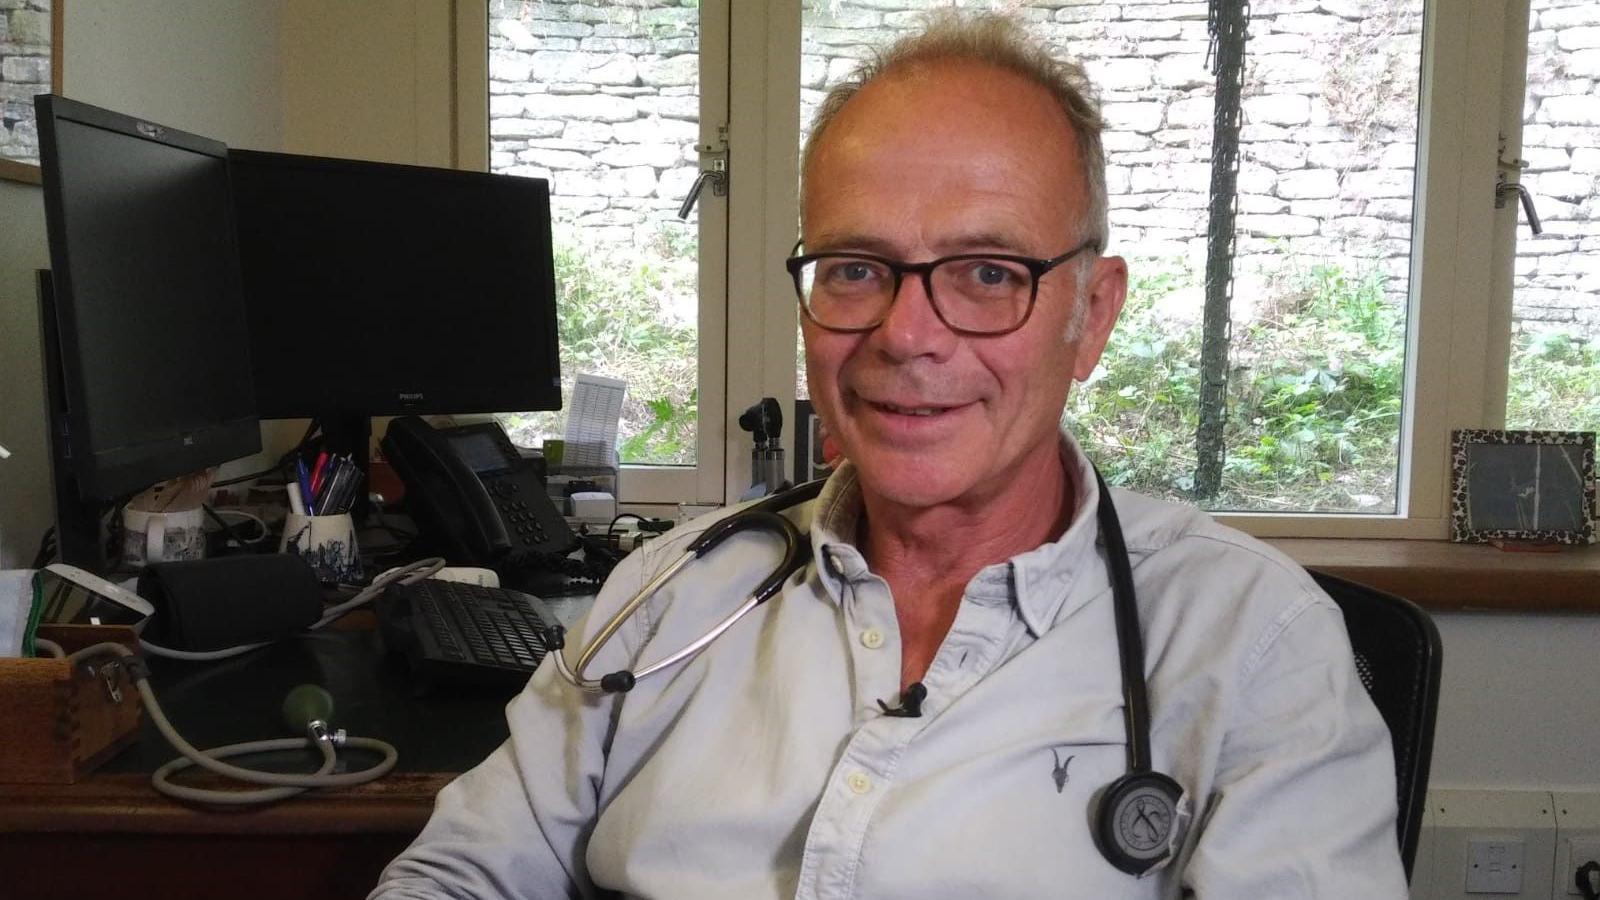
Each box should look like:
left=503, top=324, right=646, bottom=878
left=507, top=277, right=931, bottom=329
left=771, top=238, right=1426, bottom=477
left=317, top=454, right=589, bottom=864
left=138, top=554, right=323, bottom=652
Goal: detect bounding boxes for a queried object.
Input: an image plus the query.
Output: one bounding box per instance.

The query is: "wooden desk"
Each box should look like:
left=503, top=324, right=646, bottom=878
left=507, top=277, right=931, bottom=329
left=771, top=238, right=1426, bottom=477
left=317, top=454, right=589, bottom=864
left=0, top=630, right=516, bottom=900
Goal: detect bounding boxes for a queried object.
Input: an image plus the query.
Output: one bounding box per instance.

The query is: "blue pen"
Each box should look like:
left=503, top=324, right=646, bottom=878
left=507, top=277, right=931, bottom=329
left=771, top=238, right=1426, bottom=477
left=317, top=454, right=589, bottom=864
left=296, top=458, right=316, bottom=516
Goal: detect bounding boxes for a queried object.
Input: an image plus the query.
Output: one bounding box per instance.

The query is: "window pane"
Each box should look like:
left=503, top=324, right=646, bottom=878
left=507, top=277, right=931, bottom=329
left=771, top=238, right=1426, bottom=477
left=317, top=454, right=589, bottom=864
left=798, top=0, right=1422, bottom=514
left=1505, top=1, right=1600, bottom=434
left=487, top=2, right=701, bottom=465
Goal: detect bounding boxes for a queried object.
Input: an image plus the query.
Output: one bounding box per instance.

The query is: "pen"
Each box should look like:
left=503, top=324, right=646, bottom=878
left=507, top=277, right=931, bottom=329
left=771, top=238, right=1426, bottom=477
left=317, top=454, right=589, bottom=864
left=296, top=458, right=315, bottom=516
left=310, top=451, right=330, bottom=497
left=313, top=456, right=342, bottom=509
left=287, top=481, right=307, bottom=516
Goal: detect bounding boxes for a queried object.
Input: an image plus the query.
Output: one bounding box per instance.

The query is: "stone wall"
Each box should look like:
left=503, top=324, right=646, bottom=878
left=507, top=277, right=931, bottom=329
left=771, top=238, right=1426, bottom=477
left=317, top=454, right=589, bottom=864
left=0, top=0, right=51, bottom=166
left=489, top=0, right=702, bottom=246
left=488, top=0, right=1598, bottom=333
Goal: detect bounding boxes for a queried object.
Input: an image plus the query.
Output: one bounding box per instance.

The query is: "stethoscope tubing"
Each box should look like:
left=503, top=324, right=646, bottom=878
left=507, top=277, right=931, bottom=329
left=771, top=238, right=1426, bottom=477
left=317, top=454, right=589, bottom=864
left=550, top=486, right=820, bottom=692
left=1094, top=469, right=1156, bottom=776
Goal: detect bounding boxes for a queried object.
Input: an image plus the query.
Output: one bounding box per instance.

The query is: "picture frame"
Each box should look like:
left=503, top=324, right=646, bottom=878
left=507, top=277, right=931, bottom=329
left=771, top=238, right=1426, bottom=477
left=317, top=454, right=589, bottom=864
left=0, top=0, right=63, bottom=186
left=1449, top=428, right=1596, bottom=544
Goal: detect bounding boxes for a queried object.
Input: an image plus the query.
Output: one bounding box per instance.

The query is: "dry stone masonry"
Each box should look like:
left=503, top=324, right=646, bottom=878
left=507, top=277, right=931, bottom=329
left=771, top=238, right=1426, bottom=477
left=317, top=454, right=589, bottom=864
left=0, top=0, right=51, bottom=165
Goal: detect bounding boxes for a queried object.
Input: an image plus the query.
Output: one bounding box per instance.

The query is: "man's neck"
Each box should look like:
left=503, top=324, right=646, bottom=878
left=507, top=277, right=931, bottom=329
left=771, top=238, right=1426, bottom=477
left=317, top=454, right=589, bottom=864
left=857, top=440, right=1076, bottom=591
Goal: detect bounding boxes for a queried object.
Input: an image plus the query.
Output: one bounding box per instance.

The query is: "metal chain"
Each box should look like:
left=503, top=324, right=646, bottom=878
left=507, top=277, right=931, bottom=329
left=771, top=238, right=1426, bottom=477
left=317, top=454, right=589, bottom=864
left=1195, top=0, right=1250, bottom=500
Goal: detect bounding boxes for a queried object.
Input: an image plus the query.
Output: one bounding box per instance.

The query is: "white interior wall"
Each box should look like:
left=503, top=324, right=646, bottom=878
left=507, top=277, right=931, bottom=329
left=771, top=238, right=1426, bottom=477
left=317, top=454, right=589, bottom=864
left=0, top=0, right=283, bottom=567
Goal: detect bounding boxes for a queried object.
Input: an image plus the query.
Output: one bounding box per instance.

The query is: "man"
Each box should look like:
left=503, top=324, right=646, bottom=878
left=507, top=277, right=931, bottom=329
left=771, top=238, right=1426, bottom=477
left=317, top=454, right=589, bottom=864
left=373, top=13, right=1407, bottom=898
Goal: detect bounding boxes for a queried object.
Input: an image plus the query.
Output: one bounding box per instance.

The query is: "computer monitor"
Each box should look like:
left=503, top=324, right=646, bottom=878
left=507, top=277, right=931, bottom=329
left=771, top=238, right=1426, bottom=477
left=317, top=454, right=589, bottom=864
left=34, top=95, right=261, bottom=571
left=228, top=150, right=563, bottom=438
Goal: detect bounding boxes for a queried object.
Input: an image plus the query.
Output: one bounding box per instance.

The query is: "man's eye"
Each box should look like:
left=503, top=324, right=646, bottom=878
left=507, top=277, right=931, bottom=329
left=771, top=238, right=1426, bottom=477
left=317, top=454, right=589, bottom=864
left=960, top=261, right=1025, bottom=290
left=820, top=260, right=884, bottom=287
left=976, top=264, right=1010, bottom=286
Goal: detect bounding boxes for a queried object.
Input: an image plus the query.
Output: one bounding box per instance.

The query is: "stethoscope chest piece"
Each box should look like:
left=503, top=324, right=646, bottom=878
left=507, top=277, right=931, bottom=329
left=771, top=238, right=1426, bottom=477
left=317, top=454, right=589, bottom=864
left=1093, top=770, right=1185, bottom=876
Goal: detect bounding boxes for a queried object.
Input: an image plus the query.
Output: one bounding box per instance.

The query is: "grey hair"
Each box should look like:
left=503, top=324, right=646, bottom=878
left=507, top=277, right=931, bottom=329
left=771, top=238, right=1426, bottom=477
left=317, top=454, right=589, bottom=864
left=801, top=9, right=1110, bottom=251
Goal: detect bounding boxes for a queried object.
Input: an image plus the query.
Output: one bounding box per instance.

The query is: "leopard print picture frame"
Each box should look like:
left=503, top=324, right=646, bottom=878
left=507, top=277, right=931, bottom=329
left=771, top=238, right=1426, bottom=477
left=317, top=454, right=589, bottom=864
left=1450, top=429, right=1596, bottom=544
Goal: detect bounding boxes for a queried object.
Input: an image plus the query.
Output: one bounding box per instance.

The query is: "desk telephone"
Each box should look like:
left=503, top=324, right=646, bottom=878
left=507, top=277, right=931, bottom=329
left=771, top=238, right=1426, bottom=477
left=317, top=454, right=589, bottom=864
left=381, top=416, right=576, bottom=567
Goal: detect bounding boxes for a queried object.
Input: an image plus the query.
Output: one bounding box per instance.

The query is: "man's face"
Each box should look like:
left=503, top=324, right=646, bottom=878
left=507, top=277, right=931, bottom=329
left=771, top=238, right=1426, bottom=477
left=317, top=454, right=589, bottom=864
left=800, top=60, right=1126, bottom=510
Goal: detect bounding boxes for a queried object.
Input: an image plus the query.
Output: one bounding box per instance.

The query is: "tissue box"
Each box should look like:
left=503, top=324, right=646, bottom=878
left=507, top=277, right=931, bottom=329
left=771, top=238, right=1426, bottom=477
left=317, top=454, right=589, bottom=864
left=0, top=624, right=143, bottom=783
left=569, top=491, right=617, bottom=521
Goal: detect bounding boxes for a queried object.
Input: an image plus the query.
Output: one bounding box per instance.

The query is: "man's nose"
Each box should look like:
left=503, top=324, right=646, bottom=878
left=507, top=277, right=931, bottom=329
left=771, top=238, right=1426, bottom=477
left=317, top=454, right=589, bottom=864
left=871, top=271, right=959, bottom=360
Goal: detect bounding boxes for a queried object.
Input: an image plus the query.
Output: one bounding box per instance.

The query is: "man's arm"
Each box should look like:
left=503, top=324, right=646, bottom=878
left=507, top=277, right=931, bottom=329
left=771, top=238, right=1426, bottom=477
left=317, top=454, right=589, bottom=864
left=1181, top=597, right=1410, bottom=898
left=368, top=550, right=650, bottom=900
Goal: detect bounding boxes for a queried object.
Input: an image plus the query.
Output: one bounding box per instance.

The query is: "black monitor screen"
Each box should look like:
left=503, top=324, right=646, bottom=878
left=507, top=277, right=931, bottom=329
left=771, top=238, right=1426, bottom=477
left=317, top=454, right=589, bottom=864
left=36, top=96, right=258, bottom=501
left=229, top=151, right=562, bottom=419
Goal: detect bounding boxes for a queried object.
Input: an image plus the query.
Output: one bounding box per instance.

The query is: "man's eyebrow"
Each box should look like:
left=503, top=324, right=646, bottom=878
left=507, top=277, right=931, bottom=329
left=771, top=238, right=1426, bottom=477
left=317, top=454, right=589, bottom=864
left=931, top=231, right=1034, bottom=255
left=803, top=232, right=901, bottom=256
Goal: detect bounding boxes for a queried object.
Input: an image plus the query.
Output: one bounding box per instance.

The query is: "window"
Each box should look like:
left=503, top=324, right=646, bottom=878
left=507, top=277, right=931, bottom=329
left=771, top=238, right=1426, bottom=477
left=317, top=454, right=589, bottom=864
left=470, top=1, right=1558, bottom=532
left=0, top=0, right=57, bottom=181
left=1504, top=1, right=1600, bottom=434
left=481, top=0, right=732, bottom=504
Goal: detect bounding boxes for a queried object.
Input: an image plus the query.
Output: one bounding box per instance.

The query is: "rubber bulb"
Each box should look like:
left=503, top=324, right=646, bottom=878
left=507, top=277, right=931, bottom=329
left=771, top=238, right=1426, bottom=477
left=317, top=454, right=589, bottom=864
left=281, top=684, right=335, bottom=733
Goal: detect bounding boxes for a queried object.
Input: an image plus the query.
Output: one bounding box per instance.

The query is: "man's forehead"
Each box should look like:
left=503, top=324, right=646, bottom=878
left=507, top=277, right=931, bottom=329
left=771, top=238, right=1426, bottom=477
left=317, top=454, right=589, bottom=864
left=802, top=61, right=1079, bottom=192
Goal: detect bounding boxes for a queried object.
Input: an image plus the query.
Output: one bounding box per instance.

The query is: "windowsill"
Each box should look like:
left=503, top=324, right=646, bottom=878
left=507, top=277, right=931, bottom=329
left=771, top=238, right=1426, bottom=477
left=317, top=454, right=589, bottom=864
left=1267, top=538, right=1600, bottom=613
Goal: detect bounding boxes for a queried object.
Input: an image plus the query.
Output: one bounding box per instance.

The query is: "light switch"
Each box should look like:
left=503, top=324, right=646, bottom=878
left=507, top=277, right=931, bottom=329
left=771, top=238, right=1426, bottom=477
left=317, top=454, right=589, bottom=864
left=1464, top=839, right=1524, bottom=894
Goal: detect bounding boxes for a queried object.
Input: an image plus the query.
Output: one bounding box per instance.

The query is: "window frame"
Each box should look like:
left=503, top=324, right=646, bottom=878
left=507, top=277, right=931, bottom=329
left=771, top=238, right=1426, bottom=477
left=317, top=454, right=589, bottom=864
left=461, top=0, right=1534, bottom=532
left=462, top=0, right=731, bottom=506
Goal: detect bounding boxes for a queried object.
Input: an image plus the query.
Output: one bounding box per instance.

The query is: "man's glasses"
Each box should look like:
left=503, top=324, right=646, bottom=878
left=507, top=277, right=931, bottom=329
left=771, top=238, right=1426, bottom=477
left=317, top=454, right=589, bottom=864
left=785, top=239, right=1099, bottom=336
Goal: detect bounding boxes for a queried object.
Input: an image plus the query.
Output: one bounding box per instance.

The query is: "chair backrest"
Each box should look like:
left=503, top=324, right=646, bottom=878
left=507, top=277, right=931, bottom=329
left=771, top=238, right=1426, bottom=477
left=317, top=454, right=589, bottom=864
left=1309, top=570, right=1442, bottom=882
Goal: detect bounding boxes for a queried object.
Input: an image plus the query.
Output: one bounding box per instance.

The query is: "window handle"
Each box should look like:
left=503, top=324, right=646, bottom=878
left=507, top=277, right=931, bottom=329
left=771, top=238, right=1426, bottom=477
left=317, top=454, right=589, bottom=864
left=678, top=156, right=727, bottom=220
left=1496, top=176, right=1544, bottom=236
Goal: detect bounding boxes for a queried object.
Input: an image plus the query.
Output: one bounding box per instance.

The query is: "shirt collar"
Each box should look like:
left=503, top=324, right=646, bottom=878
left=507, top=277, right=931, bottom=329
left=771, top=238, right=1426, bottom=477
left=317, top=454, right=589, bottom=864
left=806, top=430, right=1109, bottom=637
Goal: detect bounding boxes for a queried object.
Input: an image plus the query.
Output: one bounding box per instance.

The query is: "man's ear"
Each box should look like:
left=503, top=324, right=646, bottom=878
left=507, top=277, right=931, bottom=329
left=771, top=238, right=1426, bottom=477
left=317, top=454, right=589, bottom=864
left=1071, top=254, right=1128, bottom=382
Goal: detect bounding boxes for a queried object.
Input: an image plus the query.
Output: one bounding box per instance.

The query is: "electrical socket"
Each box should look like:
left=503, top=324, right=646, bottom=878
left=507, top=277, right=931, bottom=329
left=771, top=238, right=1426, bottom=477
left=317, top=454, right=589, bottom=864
left=1553, top=793, right=1600, bottom=898
left=1559, top=840, right=1600, bottom=897
left=1467, top=839, right=1526, bottom=893
left=1428, top=790, right=1555, bottom=900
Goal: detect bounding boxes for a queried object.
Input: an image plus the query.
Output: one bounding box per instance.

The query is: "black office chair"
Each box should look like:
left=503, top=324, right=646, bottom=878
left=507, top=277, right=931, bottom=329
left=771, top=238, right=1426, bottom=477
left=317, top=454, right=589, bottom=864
left=1309, top=570, right=1442, bottom=882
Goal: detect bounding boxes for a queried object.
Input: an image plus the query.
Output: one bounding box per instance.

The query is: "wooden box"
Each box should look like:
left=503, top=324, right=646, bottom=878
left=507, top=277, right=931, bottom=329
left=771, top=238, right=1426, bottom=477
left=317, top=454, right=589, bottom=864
left=0, top=624, right=143, bottom=783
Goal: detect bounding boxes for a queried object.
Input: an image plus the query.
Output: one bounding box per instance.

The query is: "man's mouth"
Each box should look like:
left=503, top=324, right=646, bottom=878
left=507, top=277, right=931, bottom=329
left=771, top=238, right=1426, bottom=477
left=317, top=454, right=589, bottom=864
left=870, top=400, right=960, bottom=417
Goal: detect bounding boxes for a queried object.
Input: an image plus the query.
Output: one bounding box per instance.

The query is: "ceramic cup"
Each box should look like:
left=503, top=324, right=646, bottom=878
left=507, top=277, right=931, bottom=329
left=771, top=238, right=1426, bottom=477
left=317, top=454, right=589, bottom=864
left=279, top=512, right=362, bottom=584
left=121, top=506, right=207, bottom=569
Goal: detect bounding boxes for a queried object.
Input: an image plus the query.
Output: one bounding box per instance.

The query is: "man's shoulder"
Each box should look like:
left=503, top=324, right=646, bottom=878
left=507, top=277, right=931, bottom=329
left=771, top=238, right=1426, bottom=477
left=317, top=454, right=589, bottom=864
left=1110, top=487, right=1333, bottom=624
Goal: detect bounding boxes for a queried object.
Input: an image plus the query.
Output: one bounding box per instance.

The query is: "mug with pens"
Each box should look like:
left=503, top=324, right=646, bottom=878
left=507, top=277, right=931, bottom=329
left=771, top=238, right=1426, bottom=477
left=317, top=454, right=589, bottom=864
left=281, top=452, right=365, bottom=583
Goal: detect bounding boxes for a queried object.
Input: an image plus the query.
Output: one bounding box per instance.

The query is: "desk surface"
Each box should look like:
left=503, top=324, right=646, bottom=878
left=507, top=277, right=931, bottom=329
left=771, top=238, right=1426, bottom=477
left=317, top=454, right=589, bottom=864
left=0, top=629, right=515, bottom=831
left=0, top=625, right=556, bottom=900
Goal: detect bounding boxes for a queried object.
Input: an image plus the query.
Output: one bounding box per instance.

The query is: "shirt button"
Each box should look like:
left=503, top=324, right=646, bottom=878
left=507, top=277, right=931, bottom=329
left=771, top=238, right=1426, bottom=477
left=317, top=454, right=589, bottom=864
left=860, top=628, right=884, bottom=649
left=846, top=772, right=872, bottom=794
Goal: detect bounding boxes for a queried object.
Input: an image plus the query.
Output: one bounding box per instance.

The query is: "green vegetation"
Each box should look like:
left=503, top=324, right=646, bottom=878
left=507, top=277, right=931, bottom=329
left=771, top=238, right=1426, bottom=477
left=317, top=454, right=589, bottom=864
left=1506, top=328, right=1600, bottom=434
left=1067, top=255, right=1405, bottom=512
left=498, top=225, right=699, bottom=465
left=505, top=229, right=1600, bottom=501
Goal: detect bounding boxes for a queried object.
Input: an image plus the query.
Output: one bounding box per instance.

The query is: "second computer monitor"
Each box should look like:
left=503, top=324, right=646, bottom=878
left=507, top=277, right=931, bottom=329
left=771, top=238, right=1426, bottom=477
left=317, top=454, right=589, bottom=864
left=229, top=151, right=563, bottom=420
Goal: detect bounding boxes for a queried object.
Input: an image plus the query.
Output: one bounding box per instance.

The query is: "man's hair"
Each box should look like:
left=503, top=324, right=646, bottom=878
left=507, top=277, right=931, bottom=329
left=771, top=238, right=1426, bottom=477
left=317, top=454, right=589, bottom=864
left=801, top=10, right=1109, bottom=250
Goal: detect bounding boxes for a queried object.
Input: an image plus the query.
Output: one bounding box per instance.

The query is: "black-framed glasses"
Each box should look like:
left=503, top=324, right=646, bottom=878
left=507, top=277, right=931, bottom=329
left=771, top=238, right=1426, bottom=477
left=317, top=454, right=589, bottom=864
left=785, top=239, right=1100, bottom=336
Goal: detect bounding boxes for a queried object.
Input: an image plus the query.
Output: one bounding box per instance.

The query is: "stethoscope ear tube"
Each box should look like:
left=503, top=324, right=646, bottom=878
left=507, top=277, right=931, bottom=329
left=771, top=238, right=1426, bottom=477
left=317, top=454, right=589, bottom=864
left=686, top=510, right=805, bottom=604
left=551, top=487, right=820, bottom=693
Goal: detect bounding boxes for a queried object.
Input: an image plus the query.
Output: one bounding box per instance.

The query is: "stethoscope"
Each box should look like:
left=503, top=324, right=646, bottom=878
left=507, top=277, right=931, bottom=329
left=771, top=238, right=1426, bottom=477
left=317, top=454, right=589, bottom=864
left=542, top=472, right=1185, bottom=876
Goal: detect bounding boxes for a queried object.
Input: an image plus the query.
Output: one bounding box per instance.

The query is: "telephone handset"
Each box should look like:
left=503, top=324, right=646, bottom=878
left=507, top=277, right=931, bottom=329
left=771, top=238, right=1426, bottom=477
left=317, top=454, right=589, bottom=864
left=381, top=416, right=576, bottom=567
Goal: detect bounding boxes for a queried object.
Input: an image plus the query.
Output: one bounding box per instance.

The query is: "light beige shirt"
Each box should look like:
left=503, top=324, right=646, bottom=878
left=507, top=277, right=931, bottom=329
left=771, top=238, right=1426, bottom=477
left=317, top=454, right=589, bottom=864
left=373, top=436, right=1407, bottom=899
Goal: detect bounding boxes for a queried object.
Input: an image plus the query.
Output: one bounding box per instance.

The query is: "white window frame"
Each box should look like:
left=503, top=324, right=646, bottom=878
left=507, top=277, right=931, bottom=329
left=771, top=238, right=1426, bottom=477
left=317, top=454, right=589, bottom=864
left=459, top=1, right=1536, bottom=532
left=458, top=0, right=730, bottom=507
